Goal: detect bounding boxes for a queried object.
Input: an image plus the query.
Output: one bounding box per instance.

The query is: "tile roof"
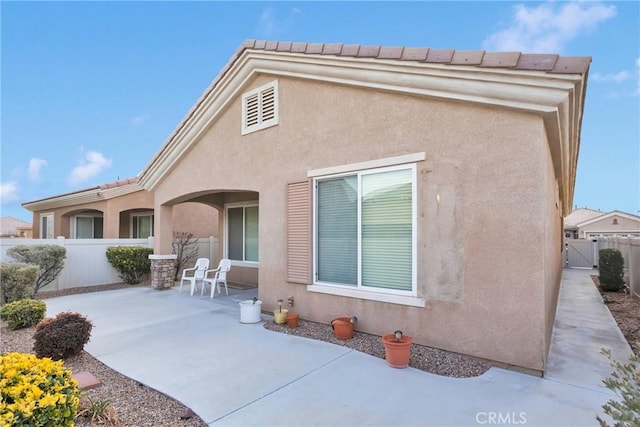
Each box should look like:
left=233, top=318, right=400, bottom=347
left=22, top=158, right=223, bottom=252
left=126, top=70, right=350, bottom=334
left=237, top=39, right=591, bottom=74
left=0, top=216, right=32, bottom=236
left=22, top=177, right=139, bottom=207
left=564, top=208, right=606, bottom=228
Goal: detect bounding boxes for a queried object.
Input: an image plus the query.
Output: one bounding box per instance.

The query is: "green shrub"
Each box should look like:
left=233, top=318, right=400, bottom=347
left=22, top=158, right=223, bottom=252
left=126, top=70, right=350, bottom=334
left=33, top=312, right=93, bottom=360
left=0, top=262, right=39, bottom=304
left=0, top=299, right=46, bottom=330
left=6, top=245, right=66, bottom=297
left=599, top=248, right=625, bottom=292
left=106, top=246, right=154, bottom=285
left=597, top=346, right=640, bottom=426
left=0, top=352, right=80, bottom=426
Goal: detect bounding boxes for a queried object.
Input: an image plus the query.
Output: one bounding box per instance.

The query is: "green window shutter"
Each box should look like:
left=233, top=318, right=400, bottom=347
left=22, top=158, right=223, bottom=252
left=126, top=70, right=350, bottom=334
left=317, top=176, right=358, bottom=286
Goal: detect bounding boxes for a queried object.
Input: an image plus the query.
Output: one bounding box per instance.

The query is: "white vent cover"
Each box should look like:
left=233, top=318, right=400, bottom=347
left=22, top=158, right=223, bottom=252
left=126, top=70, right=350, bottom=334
left=242, top=80, right=279, bottom=135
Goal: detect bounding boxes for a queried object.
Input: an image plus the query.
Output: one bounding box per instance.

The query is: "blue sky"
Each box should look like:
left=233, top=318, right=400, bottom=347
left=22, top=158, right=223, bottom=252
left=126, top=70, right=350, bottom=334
left=1, top=1, right=638, bottom=222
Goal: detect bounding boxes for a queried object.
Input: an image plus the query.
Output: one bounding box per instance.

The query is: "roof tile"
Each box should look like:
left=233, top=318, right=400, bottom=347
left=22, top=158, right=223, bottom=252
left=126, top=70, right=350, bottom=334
left=276, top=41, right=292, bottom=52
left=378, top=47, right=404, bottom=59
left=451, top=50, right=484, bottom=65
left=358, top=45, right=381, bottom=57
left=264, top=41, right=279, bottom=51
left=290, top=42, right=307, bottom=53
left=481, top=52, right=521, bottom=68
left=323, top=43, right=343, bottom=55
left=400, top=47, right=429, bottom=61
left=306, top=43, right=324, bottom=54
left=242, top=39, right=256, bottom=49
left=339, top=45, right=360, bottom=56
left=426, top=49, right=454, bottom=63
left=515, top=54, right=559, bottom=71
left=254, top=40, right=267, bottom=49
left=551, top=57, right=592, bottom=74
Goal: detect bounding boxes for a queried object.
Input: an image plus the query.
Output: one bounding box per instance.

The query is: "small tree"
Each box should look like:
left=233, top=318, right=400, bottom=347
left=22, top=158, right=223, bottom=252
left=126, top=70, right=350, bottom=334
left=172, top=232, right=199, bottom=280
left=105, top=246, right=153, bottom=285
left=599, top=248, right=625, bottom=292
left=597, top=346, right=640, bottom=426
left=6, top=245, right=66, bottom=297
left=0, top=263, right=39, bottom=304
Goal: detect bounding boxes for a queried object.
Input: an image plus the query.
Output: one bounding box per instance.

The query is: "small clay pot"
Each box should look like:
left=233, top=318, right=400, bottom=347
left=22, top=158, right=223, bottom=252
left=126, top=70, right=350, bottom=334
left=286, top=313, right=299, bottom=328
left=331, top=317, right=354, bottom=340
left=381, top=334, right=413, bottom=368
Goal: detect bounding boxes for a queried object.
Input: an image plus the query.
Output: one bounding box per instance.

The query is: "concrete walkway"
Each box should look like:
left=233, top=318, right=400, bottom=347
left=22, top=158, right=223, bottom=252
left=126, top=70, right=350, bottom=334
left=43, top=269, right=632, bottom=426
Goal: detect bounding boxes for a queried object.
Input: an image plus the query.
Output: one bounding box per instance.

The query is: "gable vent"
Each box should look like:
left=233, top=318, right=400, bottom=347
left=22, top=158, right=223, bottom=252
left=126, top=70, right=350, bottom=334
left=242, top=80, right=279, bottom=135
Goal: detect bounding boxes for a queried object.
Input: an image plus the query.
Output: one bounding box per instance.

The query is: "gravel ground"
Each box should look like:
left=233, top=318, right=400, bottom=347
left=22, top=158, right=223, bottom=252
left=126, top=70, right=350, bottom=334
left=592, top=275, right=640, bottom=354
left=264, top=319, right=493, bottom=377
left=0, top=322, right=207, bottom=427
left=2, top=284, right=207, bottom=427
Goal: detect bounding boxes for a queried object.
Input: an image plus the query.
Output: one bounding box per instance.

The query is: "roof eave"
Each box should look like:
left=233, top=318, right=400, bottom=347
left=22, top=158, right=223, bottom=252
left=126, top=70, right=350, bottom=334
left=138, top=44, right=589, bottom=216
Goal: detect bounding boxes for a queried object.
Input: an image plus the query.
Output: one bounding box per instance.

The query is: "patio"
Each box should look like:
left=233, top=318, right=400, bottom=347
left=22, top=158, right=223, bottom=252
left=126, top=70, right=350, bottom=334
left=43, top=269, right=630, bottom=426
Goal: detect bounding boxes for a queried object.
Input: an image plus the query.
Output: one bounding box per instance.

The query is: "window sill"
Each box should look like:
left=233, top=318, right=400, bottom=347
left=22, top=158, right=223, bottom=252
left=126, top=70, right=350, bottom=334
left=230, top=261, right=259, bottom=269
left=306, top=284, right=425, bottom=307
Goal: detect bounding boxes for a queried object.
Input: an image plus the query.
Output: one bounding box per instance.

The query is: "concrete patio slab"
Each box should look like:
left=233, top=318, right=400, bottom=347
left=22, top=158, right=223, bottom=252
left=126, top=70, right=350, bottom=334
left=43, top=269, right=632, bottom=426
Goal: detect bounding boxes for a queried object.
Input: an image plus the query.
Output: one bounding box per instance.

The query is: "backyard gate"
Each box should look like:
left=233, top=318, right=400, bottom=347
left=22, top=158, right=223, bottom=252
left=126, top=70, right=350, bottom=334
left=565, top=239, right=598, bottom=269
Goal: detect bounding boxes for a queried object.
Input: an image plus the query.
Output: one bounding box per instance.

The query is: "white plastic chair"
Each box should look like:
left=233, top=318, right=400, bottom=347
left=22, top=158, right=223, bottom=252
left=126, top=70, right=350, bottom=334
left=179, top=258, right=210, bottom=296
left=203, top=259, right=232, bottom=298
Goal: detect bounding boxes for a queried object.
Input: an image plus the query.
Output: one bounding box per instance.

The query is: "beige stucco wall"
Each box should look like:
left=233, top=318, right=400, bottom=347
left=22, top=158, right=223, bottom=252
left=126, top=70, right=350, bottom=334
left=542, top=131, right=564, bottom=365
left=152, top=75, right=561, bottom=372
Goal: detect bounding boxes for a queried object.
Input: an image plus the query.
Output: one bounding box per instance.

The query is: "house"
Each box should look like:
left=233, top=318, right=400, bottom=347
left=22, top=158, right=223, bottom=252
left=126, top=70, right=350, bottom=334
left=139, top=39, right=590, bottom=374
left=565, top=208, right=640, bottom=239
left=0, top=216, right=32, bottom=238
left=22, top=177, right=217, bottom=240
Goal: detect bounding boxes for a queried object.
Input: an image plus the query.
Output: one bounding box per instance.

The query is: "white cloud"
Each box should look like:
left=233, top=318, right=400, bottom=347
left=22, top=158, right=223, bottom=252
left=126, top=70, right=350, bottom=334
left=257, top=6, right=301, bottom=37
left=67, top=150, right=112, bottom=186
left=28, top=158, right=47, bottom=181
left=591, top=70, right=630, bottom=83
left=592, top=58, right=640, bottom=98
left=0, top=182, right=20, bottom=204
left=483, top=1, right=616, bottom=53
left=130, top=113, right=151, bottom=125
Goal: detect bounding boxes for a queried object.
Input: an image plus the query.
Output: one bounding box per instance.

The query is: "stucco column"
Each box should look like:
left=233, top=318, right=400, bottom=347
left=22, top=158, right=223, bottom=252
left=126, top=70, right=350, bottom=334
left=154, top=204, right=174, bottom=254
left=149, top=254, right=177, bottom=290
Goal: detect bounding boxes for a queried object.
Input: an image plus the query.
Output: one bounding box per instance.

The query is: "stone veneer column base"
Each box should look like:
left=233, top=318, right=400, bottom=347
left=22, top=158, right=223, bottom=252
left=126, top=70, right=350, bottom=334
left=149, top=255, right=178, bottom=290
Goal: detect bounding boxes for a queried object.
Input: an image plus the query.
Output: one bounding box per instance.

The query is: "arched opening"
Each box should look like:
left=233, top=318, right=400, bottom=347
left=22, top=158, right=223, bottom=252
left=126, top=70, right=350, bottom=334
left=166, top=190, right=259, bottom=289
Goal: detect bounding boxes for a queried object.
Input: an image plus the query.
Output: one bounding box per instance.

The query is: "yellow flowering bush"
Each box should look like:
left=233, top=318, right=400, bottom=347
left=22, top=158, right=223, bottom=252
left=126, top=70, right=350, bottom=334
left=0, top=352, right=79, bottom=426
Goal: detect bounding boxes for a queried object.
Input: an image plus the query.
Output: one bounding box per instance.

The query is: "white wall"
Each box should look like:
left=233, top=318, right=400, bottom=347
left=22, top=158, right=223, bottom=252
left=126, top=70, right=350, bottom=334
left=0, top=237, right=217, bottom=293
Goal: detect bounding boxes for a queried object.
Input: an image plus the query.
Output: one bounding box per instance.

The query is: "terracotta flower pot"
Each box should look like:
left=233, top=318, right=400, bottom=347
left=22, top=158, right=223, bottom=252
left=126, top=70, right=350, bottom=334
left=274, top=309, right=289, bottom=324
left=381, top=334, right=413, bottom=368
left=331, top=317, right=354, bottom=340
left=286, top=313, right=299, bottom=328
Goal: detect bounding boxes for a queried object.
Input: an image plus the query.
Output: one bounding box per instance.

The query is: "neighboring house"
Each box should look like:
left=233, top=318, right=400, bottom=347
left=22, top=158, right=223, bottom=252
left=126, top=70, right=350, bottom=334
left=565, top=208, right=640, bottom=239
left=0, top=216, right=33, bottom=238
left=137, top=39, right=589, bottom=374
left=22, top=177, right=217, bottom=239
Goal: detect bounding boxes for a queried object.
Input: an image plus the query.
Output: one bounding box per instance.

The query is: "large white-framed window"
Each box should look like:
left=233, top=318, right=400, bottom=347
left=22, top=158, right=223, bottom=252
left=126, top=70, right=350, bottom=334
left=72, top=215, right=103, bottom=239
left=40, top=213, right=54, bottom=239
left=241, top=80, right=278, bottom=135
left=225, top=202, right=259, bottom=266
left=312, top=164, right=417, bottom=297
left=131, top=213, right=154, bottom=238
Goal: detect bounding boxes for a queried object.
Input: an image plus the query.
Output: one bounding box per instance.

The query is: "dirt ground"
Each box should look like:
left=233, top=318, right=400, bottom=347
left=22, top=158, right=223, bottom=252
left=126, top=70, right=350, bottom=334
left=592, top=275, right=640, bottom=354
